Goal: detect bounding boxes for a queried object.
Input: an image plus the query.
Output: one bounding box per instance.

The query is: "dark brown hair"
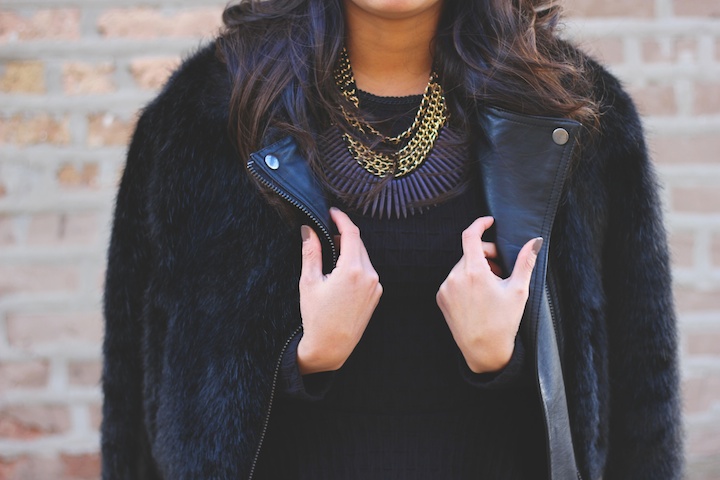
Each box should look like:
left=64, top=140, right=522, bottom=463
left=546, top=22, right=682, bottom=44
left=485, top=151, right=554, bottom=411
left=218, top=0, right=597, bottom=191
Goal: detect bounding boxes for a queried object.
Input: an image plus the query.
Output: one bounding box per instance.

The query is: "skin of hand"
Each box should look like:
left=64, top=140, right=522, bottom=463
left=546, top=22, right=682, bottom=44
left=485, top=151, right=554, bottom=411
left=436, top=216, right=543, bottom=374
left=297, top=207, right=383, bottom=375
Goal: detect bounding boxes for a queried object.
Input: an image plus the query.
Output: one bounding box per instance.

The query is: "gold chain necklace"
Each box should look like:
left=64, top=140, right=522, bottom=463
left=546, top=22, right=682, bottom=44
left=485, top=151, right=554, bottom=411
left=333, top=47, right=448, bottom=178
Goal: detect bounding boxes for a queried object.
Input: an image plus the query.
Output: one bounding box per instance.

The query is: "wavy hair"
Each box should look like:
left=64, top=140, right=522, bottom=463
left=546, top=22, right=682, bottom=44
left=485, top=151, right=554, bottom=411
left=218, top=0, right=597, bottom=188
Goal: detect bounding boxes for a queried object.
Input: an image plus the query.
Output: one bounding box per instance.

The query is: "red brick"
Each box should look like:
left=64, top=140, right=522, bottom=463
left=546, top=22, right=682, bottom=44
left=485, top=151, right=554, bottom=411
left=0, top=455, right=63, bottom=480
left=0, top=215, right=17, bottom=246
left=675, top=286, right=720, bottom=312
left=673, top=186, right=720, bottom=213
left=57, top=164, right=100, bottom=189
left=675, top=0, right=720, bottom=16
left=63, top=62, right=115, bottom=95
left=97, top=7, right=223, bottom=38
left=582, top=37, right=624, bottom=65
left=68, top=360, right=102, bottom=387
left=564, top=0, right=654, bottom=17
left=0, top=406, right=71, bottom=439
left=87, top=113, right=134, bottom=147
left=26, top=213, right=99, bottom=246
left=60, top=453, right=100, bottom=480
left=683, top=373, right=720, bottom=414
left=88, top=403, right=102, bottom=431
left=0, top=61, right=45, bottom=94
left=627, top=83, right=677, bottom=116
left=669, top=231, right=695, bottom=268
left=0, top=9, right=81, bottom=43
left=6, top=312, right=103, bottom=347
left=687, top=419, right=720, bottom=457
left=0, top=360, right=50, bottom=390
left=651, top=134, right=720, bottom=165
left=130, top=56, right=180, bottom=90
left=693, top=82, right=720, bottom=115
left=642, top=37, right=698, bottom=63
left=686, top=457, right=720, bottom=480
left=0, top=114, right=71, bottom=146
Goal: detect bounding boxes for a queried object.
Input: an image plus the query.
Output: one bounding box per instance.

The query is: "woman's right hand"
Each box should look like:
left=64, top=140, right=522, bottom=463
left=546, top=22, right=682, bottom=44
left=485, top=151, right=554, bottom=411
left=297, top=207, right=383, bottom=375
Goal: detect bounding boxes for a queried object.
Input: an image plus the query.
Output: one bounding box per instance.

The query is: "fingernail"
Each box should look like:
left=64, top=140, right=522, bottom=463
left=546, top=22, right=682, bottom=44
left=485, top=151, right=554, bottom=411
left=301, top=225, right=311, bottom=241
left=532, top=237, right=544, bottom=255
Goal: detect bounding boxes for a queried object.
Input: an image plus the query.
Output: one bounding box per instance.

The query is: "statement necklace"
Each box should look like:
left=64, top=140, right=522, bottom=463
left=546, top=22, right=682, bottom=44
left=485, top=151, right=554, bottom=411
left=333, top=48, right=448, bottom=178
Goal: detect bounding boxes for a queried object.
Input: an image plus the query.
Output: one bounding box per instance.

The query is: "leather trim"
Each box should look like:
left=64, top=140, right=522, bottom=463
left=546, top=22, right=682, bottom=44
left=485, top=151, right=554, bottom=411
left=477, top=106, right=582, bottom=480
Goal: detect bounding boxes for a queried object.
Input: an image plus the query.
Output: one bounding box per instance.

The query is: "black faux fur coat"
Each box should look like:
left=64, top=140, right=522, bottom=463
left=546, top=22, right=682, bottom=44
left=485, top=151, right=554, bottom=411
left=102, top=41, right=682, bottom=480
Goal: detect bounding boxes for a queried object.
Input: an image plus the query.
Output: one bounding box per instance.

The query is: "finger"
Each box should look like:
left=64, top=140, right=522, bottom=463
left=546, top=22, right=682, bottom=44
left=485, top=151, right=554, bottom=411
left=330, top=207, right=366, bottom=265
left=507, top=237, right=543, bottom=292
left=482, top=242, right=498, bottom=259
left=461, top=216, right=495, bottom=266
left=300, top=225, right=324, bottom=283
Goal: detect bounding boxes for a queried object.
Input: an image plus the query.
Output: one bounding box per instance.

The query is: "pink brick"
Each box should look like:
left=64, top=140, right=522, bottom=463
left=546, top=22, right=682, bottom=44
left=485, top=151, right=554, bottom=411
left=564, top=0, right=654, bottom=17
left=687, top=420, right=720, bottom=457
left=627, top=83, right=677, bottom=116
left=0, top=9, right=81, bottom=43
left=97, top=7, right=223, bottom=38
left=713, top=234, right=720, bottom=267
left=68, top=360, right=102, bottom=387
left=57, top=163, right=100, bottom=189
left=0, top=61, right=45, bottom=94
left=0, top=360, right=50, bottom=390
left=87, top=113, right=134, bottom=147
left=26, top=213, right=99, bottom=246
left=582, top=37, right=624, bottom=65
left=0, top=405, right=71, bottom=439
left=685, top=331, right=720, bottom=356
left=673, top=186, right=720, bottom=213
left=88, top=403, right=102, bottom=431
left=675, top=0, right=720, bottom=16
left=0, top=265, right=80, bottom=296
left=669, top=231, right=695, bottom=268
left=675, top=286, right=720, bottom=312
left=651, top=134, right=720, bottom=165
left=693, top=82, right=720, bottom=115
left=642, top=37, right=698, bottom=63
left=6, top=312, right=103, bottom=347
left=0, top=114, right=71, bottom=146
left=61, top=453, right=100, bottom=480
left=129, top=56, right=180, bottom=90
left=683, top=373, right=720, bottom=414
left=63, top=62, right=116, bottom=95
left=0, top=455, right=63, bottom=480
left=0, top=215, right=17, bottom=246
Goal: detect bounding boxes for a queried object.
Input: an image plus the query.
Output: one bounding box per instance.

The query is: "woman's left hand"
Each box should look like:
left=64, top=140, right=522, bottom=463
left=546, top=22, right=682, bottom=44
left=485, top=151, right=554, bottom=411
left=436, top=216, right=542, bottom=374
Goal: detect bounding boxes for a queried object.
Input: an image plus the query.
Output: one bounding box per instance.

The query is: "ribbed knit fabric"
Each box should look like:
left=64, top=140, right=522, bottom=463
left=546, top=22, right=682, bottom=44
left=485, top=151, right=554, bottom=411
left=253, top=92, right=547, bottom=479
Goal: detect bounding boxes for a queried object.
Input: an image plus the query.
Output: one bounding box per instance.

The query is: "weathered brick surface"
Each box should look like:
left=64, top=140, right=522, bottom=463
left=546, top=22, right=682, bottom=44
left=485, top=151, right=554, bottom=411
left=0, top=1, right=718, bottom=478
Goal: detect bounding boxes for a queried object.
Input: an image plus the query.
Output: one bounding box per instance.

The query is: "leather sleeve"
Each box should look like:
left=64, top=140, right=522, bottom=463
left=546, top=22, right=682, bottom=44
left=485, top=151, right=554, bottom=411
left=599, top=79, right=683, bottom=479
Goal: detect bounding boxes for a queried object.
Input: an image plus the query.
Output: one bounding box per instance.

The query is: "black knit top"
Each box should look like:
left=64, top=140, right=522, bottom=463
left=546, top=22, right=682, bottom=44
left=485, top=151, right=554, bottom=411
left=253, top=92, right=547, bottom=480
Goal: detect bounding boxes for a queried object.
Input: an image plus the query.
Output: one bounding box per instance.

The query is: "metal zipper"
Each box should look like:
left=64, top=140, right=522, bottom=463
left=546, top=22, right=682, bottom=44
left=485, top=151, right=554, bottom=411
left=247, top=325, right=302, bottom=480
left=247, top=159, right=338, bottom=267
left=246, top=159, right=337, bottom=479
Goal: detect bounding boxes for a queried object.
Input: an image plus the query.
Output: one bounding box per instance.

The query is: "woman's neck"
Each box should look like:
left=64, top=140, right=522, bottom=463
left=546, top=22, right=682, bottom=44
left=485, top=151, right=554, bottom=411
left=344, top=1, right=442, bottom=97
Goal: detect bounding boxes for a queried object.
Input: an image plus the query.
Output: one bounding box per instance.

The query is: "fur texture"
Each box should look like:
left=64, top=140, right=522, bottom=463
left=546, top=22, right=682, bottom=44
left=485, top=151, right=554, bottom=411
left=101, top=41, right=682, bottom=480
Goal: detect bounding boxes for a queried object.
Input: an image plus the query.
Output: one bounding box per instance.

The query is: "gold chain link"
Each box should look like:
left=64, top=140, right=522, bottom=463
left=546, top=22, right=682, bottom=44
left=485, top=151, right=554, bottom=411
left=333, top=47, right=448, bottom=178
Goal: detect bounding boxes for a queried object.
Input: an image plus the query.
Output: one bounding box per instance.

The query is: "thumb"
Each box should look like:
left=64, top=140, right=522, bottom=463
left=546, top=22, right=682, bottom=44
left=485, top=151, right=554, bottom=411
left=300, top=225, right=323, bottom=283
left=508, top=237, right=543, bottom=291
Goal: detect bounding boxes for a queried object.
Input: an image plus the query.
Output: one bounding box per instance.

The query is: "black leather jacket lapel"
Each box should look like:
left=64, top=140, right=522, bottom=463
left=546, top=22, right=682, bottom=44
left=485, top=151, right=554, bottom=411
left=477, top=107, right=582, bottom=480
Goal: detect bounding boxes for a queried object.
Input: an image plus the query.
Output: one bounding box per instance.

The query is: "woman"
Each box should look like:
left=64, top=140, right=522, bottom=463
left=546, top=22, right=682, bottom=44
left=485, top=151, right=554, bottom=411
left=101, top=0, right=682, bottom=479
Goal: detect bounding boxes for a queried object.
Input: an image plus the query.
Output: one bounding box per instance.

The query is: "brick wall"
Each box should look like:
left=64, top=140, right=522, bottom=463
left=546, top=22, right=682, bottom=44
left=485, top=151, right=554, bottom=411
left=0, top=1, right=718, bottom=479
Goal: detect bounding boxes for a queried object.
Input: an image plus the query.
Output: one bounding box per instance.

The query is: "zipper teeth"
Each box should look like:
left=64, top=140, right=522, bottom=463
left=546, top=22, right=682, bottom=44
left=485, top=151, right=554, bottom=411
left=246, top=158, right=336, bottom=479
left=247, top=160, right=338, bottom=267
left=247, top=325, right=302, bottom=480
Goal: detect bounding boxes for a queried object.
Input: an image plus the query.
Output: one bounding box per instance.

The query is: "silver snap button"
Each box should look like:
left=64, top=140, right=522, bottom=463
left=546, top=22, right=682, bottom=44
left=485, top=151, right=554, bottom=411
left=552, top=128, right=569, bottom=145
left=264, top=154, right=279, bottom=170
